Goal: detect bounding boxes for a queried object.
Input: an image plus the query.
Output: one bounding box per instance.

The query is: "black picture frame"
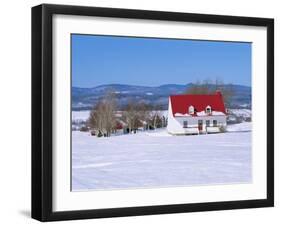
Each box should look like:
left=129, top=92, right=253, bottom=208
left=32, top=4, right=274, bottom=222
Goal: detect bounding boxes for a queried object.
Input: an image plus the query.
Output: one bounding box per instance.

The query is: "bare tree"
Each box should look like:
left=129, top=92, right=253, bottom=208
left=103, top=91, right=117, bottom=136
left=149, top=105, right=163, bottom=129
left=88, top=90, right=117, bottom=137
left=122, top=101, right=140, bottom=133
left=136, top=102, right=151, bottom=130
left=214, top=79, right=235, bottom=107
left=186, top=80, right=211, bottom=95
left=89, top=101, right=105, bottom=136
left=185, top=78, right=235, bottom=108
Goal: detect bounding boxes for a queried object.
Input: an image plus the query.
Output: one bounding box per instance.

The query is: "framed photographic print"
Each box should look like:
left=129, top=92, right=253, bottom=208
left=32, top=4, right=274, bottom=221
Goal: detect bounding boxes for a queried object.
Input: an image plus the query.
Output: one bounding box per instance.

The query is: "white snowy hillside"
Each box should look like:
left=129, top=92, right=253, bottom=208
left=72, top=122, right=252, bottom=191
left=72, top=110, right=168, bottom=122
left=72, top=110, right=91, bottom=122
left=228, top=109, right=251, bottom=118
left=227, top=122, right=251, bottom=132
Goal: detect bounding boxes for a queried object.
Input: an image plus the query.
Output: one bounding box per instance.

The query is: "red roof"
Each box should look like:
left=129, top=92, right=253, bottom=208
left=170, top=91, right=226, bottom=116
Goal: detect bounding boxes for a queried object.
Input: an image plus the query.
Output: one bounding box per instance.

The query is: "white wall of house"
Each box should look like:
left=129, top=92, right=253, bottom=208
left=167, top=98, right=227, bottom=135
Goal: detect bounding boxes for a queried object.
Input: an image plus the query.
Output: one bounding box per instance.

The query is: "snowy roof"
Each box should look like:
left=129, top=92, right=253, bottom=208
left=170, top=91, right=226, bottom=117
left=174, top=112, right=192, bottom=117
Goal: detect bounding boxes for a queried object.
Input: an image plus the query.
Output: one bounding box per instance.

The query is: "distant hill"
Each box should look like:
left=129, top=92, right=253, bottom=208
left=72, top=83, right=251, bottom=110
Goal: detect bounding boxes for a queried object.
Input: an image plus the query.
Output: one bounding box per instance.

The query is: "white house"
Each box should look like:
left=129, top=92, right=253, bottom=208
left=167, top=91, right=227, bottom=135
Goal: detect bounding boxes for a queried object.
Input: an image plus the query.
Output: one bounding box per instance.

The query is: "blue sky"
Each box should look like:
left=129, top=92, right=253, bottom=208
left=72, top=34, right=251, bottom=88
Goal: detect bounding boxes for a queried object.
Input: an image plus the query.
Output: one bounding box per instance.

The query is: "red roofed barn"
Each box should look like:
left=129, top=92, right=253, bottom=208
left=167, top=91, right=227, bottom=135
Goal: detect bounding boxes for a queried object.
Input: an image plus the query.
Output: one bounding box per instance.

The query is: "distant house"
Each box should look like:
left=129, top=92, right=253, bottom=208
left=167, top=91, right=227, bottom=135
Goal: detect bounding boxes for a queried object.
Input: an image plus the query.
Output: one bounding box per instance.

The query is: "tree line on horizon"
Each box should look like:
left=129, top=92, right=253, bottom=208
left=185, top=79, right=235, bottom=107
left=88, top=91, right=166, bottom=137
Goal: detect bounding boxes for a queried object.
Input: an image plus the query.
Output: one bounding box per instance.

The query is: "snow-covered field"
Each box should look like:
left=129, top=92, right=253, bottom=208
left=226, top=122, right=251, bottom=132
left=228, top=109, right=251, bottom=118
left=72, top=110, right=169, bottom=122
left=72, top=110, right=90, bottom=121
left=72, top=123, right=252, bottom=191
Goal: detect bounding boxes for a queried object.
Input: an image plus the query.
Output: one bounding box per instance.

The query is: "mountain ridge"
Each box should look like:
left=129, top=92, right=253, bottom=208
left=72, top=83, right=251, bottom=111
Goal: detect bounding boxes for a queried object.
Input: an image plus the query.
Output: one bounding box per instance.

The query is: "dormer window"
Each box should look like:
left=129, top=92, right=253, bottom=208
left=205, top=105, right=212, bottom=114
left=188, top=105, right=194, bottom=115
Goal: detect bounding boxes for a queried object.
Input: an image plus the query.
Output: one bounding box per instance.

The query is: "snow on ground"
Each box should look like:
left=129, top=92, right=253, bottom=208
left=72, top=110, right=168, bottom=122
left=227, top=122, right=251, bottom=132
left=72, top=110, right=90, bottom=121
left=72, top=122, right=252, bottom=191
left=229, top=109, right=251, bottom=117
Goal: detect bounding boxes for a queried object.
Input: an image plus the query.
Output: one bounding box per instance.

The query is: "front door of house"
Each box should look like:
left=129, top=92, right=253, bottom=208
left=198, top=120, right=203, bottom=131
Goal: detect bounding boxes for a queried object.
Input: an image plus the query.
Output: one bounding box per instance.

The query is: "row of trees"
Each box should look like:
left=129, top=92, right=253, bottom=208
left=88, top=91, right=166, bottom=137
left=185, top=79, right=235, bottom=107
left=122, top=102, right=166, bottom=133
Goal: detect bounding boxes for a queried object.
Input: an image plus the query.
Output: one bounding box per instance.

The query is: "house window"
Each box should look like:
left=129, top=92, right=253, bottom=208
left=206, top=120, right=210, bottom=127
left=188, top=105, right=194, bottom=114
left=206, top=105, right=212, bottom=114
left=213, top=120, right=217, bottom=127
left=183, top=121, right=188, bottom=128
